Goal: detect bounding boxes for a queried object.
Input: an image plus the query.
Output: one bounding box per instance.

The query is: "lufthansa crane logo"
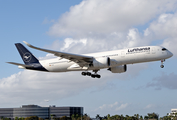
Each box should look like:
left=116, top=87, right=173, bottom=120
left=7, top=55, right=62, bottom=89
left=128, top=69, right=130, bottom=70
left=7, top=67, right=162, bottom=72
left=23, top=52, right=31, bottom=62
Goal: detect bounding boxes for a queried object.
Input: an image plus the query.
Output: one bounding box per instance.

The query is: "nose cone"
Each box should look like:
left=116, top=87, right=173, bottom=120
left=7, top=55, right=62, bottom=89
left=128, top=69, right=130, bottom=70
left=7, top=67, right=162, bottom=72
left=168, top=51, right=173, bottom=58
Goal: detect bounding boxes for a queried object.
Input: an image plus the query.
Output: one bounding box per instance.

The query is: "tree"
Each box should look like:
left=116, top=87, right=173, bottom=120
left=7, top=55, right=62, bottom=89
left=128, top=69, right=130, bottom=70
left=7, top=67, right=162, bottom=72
left=102, top=116, right=107, bottom=120
left=135, top=114, right=139, bottom=120
left=19, top=118, right=25, bottom=120
left=144, top=116, right=149, bottom=120
left=82, top=114, right=91, bottom=120
left=71, top=114, right=83, bottom=120
left=25, top=116, right=38, bottom=120
left=115, top=115, right=121, bottom=120
left=120, top=114, right=124, bottom=120
left=59, top=116, right=68, bottom=120
left=139, top=116, right=143, bottom=120
left=147, top=112, right=159, bottom=120
left=51, top=114, right=56, bottom=120
left=174, top=113, right=177, bottom=120
left=38, top=118, right=43, bottom=120
left=71, top=114, right=75, bottom=120
left=107, top=114, right=110, bottom=120
left=15, top=117, right=19, bottom=120
left=96, top=114, right=102, bottom=120
left=161, top=115, right=171, bottom=120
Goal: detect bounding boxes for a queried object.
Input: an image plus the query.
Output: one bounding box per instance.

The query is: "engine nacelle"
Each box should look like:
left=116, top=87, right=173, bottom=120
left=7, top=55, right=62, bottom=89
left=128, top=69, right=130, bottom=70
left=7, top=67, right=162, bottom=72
left=108, top=65, right=127, bottom=73
left=92, top=57, right=110, bottom=68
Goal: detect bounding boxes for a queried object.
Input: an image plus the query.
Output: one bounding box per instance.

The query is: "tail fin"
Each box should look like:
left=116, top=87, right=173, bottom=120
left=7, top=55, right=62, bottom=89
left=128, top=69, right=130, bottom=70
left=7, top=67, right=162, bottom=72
left=15, top=43, right=39, bottom=65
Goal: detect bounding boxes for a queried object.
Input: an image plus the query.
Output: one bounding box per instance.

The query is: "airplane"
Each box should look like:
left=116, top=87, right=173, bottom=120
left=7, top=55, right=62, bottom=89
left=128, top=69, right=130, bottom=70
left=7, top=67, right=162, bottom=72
left=7, top=41, right=173, bottom=78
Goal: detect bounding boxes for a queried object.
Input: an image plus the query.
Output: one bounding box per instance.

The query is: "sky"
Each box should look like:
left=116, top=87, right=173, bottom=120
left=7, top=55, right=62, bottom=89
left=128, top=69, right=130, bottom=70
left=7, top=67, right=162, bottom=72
left=1, top=0, right=177, bottom=118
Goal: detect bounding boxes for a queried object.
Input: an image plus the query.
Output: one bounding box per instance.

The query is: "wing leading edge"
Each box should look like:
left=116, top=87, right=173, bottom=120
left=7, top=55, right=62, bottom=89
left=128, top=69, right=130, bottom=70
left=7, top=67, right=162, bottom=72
left=23, top=41, right=93, bottom=64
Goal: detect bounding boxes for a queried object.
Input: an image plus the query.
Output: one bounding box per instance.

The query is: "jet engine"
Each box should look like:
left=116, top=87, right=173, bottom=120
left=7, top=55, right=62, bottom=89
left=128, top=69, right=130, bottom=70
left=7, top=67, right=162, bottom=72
left=108, top=65, right=127, bottom=73
left=92, top=57, right=110, bottom=68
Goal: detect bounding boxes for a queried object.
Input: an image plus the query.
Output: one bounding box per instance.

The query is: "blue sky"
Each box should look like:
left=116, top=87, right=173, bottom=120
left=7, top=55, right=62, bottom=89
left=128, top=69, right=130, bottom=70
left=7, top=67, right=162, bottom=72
left=1, top=0, right=177, bottom=118
left=0, top=0, right=82, bottom=77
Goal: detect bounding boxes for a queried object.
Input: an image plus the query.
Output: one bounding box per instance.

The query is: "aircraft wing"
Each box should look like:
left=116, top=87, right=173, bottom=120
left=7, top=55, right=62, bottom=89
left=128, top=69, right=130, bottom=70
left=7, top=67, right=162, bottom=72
left=7, top=62, right=33, bottom=68
left=23, top=41, right=93, bottom=64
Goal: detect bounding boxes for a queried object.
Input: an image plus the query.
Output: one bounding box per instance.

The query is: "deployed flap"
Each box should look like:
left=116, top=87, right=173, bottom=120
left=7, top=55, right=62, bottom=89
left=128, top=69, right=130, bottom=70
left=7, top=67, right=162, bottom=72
left=23, top=41, right=93, bottom=63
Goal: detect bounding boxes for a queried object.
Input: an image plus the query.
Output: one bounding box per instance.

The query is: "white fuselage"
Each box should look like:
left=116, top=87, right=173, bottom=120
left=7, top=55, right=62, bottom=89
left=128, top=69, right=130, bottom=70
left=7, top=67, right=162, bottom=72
left=39, top=46, right=173, bottom=72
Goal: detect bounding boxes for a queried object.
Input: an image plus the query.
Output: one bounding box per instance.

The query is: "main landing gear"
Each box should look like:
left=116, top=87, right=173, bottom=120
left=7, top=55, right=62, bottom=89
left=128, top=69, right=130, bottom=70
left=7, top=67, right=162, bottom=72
left=160, top=59, right=165, bottom=68
left=81, top=70, right=101, bottom=78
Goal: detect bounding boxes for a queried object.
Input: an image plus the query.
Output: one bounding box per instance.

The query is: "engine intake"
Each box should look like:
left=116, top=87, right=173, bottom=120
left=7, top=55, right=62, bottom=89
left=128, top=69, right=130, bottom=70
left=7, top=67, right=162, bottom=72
left=92, top=57, right=110, bottom=69
left=108, top=65, right=127, bottom=73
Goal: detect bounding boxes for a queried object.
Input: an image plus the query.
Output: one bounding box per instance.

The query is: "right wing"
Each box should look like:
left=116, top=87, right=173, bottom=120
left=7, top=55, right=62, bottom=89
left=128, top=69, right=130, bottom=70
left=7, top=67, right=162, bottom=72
left=23, top=41, right=93, bottom=64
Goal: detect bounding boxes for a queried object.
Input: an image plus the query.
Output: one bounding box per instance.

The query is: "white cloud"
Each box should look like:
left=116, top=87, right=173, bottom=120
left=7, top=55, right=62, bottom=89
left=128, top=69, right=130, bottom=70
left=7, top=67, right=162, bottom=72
left=146, top=72, right=177, bottom=90
left=94, top=102, right=129, bottom=112
left=144, top=28, right=150, bottom=36
left=42, top=17, right=55, bottom=24
left=0, top=62, right=148, bottom=107
left=60, top=38, right=87, bottom=51
left=145, top=13, right=177, bottom=56
left=46, top=0, right=177, bottom=57
left=39, top=54, right=56, bottom=60
left=148, top=13, right=177, bottom=39
left=48, top=0, right=177, bottom=38
left=46, top=28, right=152, bottom=56
left=115, top=103, right=129, bottom=111
left=144, top=104, right=155, bottom=109
left=0, top=70, right=109, bottom=106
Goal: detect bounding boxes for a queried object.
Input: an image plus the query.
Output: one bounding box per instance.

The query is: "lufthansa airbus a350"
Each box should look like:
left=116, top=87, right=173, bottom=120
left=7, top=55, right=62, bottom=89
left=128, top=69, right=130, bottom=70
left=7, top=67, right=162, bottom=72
left=7, top=41, right=173, bottom=78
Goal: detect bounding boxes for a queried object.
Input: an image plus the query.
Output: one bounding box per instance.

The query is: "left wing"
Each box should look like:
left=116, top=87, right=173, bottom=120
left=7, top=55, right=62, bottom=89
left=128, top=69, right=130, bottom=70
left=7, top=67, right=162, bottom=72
left=23, top=41, right=93, bottom=64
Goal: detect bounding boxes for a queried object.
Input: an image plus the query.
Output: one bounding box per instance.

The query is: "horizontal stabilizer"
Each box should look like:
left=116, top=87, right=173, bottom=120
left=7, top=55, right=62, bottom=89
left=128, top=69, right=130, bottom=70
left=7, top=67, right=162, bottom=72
left=6, top=62, right=33, bottom=68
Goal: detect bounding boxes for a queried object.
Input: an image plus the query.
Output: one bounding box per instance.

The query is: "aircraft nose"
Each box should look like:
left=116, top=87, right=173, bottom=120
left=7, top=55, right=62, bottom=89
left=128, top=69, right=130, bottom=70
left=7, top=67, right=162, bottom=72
left=168, top=51, right=173, bottom=58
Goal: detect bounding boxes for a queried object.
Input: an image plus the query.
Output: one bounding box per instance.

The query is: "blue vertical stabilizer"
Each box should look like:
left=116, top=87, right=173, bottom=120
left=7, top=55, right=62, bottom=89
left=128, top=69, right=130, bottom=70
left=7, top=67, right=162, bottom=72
left=14, top=43, right=47, bottom=71
left=15, top=43, right=39, bottom=65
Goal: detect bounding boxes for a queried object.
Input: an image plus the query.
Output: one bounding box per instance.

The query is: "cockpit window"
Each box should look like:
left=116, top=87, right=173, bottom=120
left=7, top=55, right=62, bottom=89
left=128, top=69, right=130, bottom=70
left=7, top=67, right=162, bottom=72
left=162, top=48, right=167, bottom=51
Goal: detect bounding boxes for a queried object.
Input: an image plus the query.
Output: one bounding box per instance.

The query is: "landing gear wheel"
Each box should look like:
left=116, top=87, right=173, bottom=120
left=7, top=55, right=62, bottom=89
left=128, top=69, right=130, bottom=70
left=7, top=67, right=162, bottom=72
left=160, top=65, right=164, bottom=68
left=81, top=72, right=86, bottom=76
left=81, top=70, right=101, bottom=78
left=87, top=72, right=91, bottom=76
left=96, top=74, right=101, bottom=78
left=91, top=74, right=96, bottom=78
left=91, top=74, right=101, bottom=78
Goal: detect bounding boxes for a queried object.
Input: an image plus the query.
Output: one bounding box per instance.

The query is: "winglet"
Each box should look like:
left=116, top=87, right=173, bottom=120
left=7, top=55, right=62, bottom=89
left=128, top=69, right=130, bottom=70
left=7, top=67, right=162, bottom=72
left=23, top=41, right=32, bottom=47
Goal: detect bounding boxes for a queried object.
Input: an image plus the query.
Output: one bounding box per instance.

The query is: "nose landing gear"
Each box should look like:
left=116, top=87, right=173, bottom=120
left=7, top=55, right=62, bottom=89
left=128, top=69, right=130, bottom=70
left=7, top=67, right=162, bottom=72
left=81, top=70, right=101, bottom=78
left=160, top=59, right=165, bottom=68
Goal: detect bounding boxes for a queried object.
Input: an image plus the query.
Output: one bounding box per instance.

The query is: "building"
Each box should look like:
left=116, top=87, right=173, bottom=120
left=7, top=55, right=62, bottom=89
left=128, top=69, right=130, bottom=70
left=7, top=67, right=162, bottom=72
left=0, top=105, right=83, bottom=119
left=13, top=105, right=49, bottom=119
left=50, top=106, right=83, bottom=118
left=169, top=109, right=177, bottom=116
left=0, top=108, right=13, bottom=119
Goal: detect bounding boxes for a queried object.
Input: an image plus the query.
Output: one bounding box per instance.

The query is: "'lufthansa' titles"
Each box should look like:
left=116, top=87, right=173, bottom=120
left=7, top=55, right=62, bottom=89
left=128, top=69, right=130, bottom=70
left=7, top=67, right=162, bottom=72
left=128, top=47, right=150, bottom=53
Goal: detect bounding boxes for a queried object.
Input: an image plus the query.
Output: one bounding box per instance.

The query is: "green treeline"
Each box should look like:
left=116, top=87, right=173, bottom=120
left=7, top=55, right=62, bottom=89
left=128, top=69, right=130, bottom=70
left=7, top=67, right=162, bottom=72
left=94, top=113, right=157, bottom=120
left=1, top=112, right=177, bottom=120
left=94, top=112, right=177, bottom=120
